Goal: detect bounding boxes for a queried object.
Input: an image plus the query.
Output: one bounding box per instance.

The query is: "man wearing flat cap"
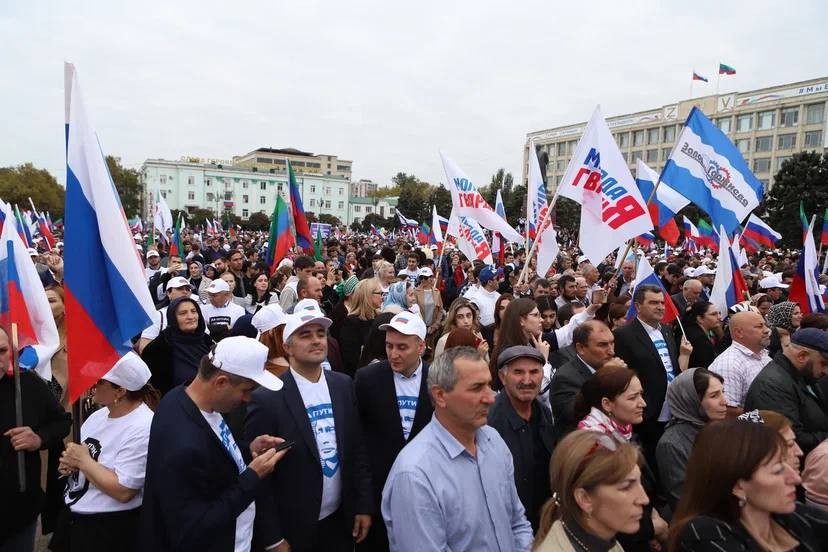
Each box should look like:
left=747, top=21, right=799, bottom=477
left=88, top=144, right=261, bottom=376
left=487, top=345, right=555, bottom=532
left=744, top=328, right=828, bottom=455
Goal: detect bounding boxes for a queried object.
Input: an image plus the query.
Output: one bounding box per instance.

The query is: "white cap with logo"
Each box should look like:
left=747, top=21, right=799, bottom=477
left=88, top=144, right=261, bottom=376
left=166, top=276, right=192, bottom=290
left=283, top=309, right=332, bottom=343
left=379, top=311, right=427, bottom=341
left=209, top=336, right=283, bottom=391
left=102, top=352, right=152, bottom=391
left=759, top=276, right=789, bottom=289
left=206, top=279, right=231, bottom=294
left=251, top=303, right=287, bottom=333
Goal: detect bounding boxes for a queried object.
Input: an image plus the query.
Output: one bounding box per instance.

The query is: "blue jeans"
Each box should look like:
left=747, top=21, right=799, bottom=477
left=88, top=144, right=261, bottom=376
left=0, top=520, right=36, bottom=552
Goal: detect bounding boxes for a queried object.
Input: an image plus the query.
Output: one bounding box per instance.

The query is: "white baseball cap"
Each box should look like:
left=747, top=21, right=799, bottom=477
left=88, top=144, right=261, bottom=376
left=252, top=303, right=287, bottom=333
left=209, top=336, right=283, bottom=391
left=102, top=352, right=151, bottom=391
left=759, top=276, right=789, bottom=289
left=683, top=267, right=695, bottom=277
left=418, top=267, right=433, bottom=278
left=136, top=244, right=144, bottom=252
left=379, top=311, right=427, bottom=340
left=693, top=266, right=716, bottom=277
left=283, top=310, right=332, bottom=342
left=397, top=269, right=408, bottom=277
left=26, top=247, right=38, bottom=256
left=166, top=276, right=192, bottom=290
left=206, top=279, right=230, bottom=294
left=294, top=299, right=324, bottom=316
left=146, top=249, right=160, bottom=258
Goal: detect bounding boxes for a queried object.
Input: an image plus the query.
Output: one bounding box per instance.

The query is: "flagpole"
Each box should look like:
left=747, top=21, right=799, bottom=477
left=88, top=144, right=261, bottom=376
left=11, top=323, right=26, bottom=492
left=516, top=191, right=562, bottom=285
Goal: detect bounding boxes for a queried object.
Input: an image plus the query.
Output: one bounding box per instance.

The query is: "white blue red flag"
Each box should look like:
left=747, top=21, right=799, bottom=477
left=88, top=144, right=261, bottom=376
left=448, top=214, right=493, bottom=265
left=626, top=256, right=679, bottom=323
left=556, top=107, right=653, bottom=265
left=635, top=160, right=689, bottom=246
left=789, top=217, right=825, bottom=314
left=709, top=226, right=750, bottom=317
left=661, top=107, right=764, bottom=236
left=742, top=214, right=782, bottom=249
left=431, top=206, right=444, bottom=254
left=441, top=152, right=523, bottom=243
left=492, top=189, right=507, bottom=265
left=526, top=142, right=548, bottom=239
left=64, top=63, right=156, bottom=404
left=0, top=202, right=59, bottom=379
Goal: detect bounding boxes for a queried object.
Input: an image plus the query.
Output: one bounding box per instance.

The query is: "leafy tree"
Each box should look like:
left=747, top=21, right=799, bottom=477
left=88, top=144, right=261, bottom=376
left=762, top=152, right=828, bottom=248
left=554, top=197, right=581, bottom=234
left=304, top=212, right=319, bottom=224
left=428, top=185, right=452, bottom=219
left=396, top=173, right=431, bottom=223
left=189, top=208, right=215, bottom=226
left=106, top=156, right=143, bottom=218
left=359, top=213, right=393, bottom=232
left=0, top=163, right=65, bottom=218
left=370, top=186, right=400, bottom=198
left=245, top=211, right=270, bottom=231
left=318, top=213, right=342, bottom=226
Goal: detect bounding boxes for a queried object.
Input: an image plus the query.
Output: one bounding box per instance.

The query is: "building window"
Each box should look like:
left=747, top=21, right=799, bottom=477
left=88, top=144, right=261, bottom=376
left=780, top=107, right=799, bottom=128
left=242, top=181, right=248, bottom=189
left=310, top=185, right=316, bottom=193
left=242, top=195, right=249, bottom=204
left=338, top=201, right=344, bottom=209
left=353, top=217, right=360, bottom=224
left=633, top=130, right=645, bottom=146
left=160, top=191, right=167, bottom=198
left=206, top=192, right=214, bottom=202
left=753, top=158, right=771, bottom=173
left=735, top=138, right=750, bottom=154
left=646, top=149, right=658, bottom=162
left=663, top=125, right=676, bottom=141
left=716, top=118, right=731, bottom=134
left=278, top=183, right=283, bottom=192
left=160, top=175, right=167, bottom=185
left=804, top=130, right=823, bottom=148
left=647, top=128, right=660, bottom=145
left=224, top=192, right=232, bottom=200
left=338, top=188, right=343, bottom=196
left=805, top=103, right=825, bottom=124
left=354, top=205, right=361, bottom=213
left=380, top=206, right=385, bottom=216
left=309, top=199, right=315, bottom=207
left=662, top=147, right=672, bottom=160
left=187, top=191, right=195, bottom=200
left=260, top=196, right=266, bottom=205
left=188, top=176, right=195, bottom=186
left=205, top=178, right=211, bottom=187
left=631, top=150, right=644, bottom=161
left=754, top=136, right=772, bottom=152
left=366, top=206, right=372, bottom=213
left=336, top=165, right=349, bottom=172
left=618, top=133, right=629, bottom=148
left=777, top=133, right=796, bottom=150
left=757, top=110, right=775, bottom=130
left=260, top=182, right=266, bottom=190
left=737, top=114, right=753, bottom=132
left=325, top=200, right=331, bottom=209
left=776, top=156, right=792, bottom=170
left=556, top=159, right=566, bottom=171
left=325, top=187, right=331, bottom=195
left=242, top=209, right=249, bottom=217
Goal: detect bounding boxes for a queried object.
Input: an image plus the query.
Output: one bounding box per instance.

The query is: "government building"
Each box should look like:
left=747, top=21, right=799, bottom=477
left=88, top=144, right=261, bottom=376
left=523, top=76, right=828, bottom=194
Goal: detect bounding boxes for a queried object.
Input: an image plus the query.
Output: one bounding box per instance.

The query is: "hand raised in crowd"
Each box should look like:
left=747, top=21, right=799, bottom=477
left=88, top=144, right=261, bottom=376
left=475, top=335, right=490, bottom=356
left=326, top=267, right=337, bottom=287
left=4, top=426, right=42, bottom=452
left=352, top=514, right=372, bottom=543
left=531, top=333, right=550, bottom=359
left=679, top=335, right=693, bottom=357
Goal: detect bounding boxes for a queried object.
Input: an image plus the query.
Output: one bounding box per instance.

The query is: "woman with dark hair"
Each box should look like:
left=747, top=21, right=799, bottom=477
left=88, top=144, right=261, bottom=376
left=492, top=293, right=513, bottom=347
left=245, top=272, right=279, bottom=314
left=680, top=301, right=723, bottom=368
left=607, top=303, right=629, bottom=331
left=671, top=419, right=826, bottom=551
left=656, top=368, right=728, bottom=510
left=140, top=297, right=214, bottom=395
left=766, top=301, right=802, bottom=357
left=536, top=296, right=558, bottom=333
left=574, top=365, right=668, bottom=550
left=433, top=299, right=485, bottom=358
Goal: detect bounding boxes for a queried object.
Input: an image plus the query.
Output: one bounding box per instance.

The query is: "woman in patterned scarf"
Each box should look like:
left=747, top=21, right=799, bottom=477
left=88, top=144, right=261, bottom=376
left=766, top=301, right=802, bottom=357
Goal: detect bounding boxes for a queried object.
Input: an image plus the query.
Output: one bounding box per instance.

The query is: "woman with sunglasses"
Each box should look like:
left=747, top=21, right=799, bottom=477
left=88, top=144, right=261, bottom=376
left=534, top=430, right=649, bottom=551
left=55, top=353, right=158, bottom=552
left=671, top=418, right=827, bottom=551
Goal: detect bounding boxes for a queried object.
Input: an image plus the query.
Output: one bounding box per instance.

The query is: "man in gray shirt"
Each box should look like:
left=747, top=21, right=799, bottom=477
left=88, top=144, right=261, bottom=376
left=381, top=347, right=533, bottom=552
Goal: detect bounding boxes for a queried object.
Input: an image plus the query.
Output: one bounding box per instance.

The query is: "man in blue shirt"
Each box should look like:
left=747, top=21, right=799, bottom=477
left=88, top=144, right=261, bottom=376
left=381, top=347, right=533, bottom=552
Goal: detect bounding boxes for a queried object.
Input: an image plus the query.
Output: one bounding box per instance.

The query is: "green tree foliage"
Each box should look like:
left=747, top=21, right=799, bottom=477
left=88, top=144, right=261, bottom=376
left=318, top=213, right=342, bottom=226
left=370, top=185, right=400, bottom=198
left=554, top=197, right=581, bottom=234
left=189, top=208, right=216, bottom=226
left=245, top=211, right=270, bottom=231
left=0, top=163, right=65, bottom=218
left=395, top=172, right=432, bottom=223
left=762, top=152, right=828, bottom=248
left=428, top=185, right=453, bottom=219
left=478, top=169, right=524, bottom=228
left=106, top=156, right=143, bottom=218
left=357, top=213, right=394, bottom=232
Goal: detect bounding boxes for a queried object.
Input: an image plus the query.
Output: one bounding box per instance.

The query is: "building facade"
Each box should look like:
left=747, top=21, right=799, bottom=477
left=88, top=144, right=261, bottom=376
left=141, top=159, right=351, bottom=225
left=524, top=76, right=828, bottom=194
left=348, top=196, right=398, bottom=226
left=233, top=147, right=353, bottom=180
left=350, top=179, right=379, bottom=197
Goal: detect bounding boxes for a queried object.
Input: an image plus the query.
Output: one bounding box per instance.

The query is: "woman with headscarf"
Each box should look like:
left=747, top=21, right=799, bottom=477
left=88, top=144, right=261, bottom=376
left=655, top=367, right=728, bottom=511
left=140, top=297, right=214, bottom=395
left=381, top=280, right=416, bottom=315
left=766, top=301, right=802, bottom=357
left=329, top=275, right=359, bottom=341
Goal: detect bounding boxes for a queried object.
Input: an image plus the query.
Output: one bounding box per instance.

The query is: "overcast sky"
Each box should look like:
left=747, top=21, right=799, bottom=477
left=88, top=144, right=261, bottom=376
left=2, top=1, right=826, bottom=189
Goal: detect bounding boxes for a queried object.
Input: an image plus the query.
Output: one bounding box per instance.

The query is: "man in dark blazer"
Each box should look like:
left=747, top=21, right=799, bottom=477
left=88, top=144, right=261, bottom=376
left=670, top=278, right=702, bottom=315
left=550, top=321, right=622, bottom=441
left=246, top=308, right=373, bottom=552
left=354, top=311, right=433, bottom=552
left=613, top=284, right=681, bottom=465
left=141, top=337, right=287, bottom=552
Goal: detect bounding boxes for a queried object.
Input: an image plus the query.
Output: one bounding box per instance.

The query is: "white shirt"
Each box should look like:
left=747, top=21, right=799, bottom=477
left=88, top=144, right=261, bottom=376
left=201, top=409, right=255, bottom=552
left=64, top=404, right=153, bottom=513
left=638, top=318, right=675, bottom=422
left=201, top=300, right=246, bottom=328
left=291, top=368, right=342, bottom=519
left=466, top=286, right=499, bottom=326
left=708, top=342, right=771, bottom=407
left=393, top=361, right=422, bottom=441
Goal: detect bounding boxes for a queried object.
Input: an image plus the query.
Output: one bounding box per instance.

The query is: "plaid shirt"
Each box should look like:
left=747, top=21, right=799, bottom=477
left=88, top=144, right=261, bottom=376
left=708, top=342, right=771, bottom=407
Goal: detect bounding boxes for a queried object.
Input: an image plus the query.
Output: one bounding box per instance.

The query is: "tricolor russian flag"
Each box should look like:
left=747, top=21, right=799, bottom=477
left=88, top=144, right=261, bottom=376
left=64, top=63, right=156, bottom=404
left=743, top=214, right=781, bottom=249
left=692, top=72, right=709, bottom=82
left=710, top=226, right=750, bottom=316
left=789, top=217, right=826, bottom=315
left=636, top=231, right=655, bottom=248
left=626, top=256, right=680, bottom=324
left=635, top=160, right=689, bottom=246
left=821, top=208, right=828, bottom=247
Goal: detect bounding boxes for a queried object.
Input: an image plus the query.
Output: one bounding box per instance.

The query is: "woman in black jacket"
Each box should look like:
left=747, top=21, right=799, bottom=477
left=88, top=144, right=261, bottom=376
left=680, top=301, right=724, bottom=369
left=141, top=297, right=214, bottom=395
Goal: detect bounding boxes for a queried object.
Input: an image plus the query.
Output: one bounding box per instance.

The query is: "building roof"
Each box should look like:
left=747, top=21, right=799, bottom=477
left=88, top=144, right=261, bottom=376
left=254, top=147, right=314, bottom=157
left=348, top=195, right=398, bottom=206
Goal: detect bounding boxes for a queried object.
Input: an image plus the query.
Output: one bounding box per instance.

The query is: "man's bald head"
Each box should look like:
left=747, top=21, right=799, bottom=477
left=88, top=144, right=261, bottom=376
left=682, top=279, right=703, bottom=305
left=730, top=311, right=771, bottom=353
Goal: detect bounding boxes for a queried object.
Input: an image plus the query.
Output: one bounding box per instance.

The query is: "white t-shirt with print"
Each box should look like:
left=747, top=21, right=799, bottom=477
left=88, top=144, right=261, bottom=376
left=201, top=409, right=255, bottom=552
left=200, top=300, right=246, bottom=328
left=64, top=403, right=154, bottom=513
left=393, top=362, right=422, bottom=441
left=291, top=367, right=342, bottom=520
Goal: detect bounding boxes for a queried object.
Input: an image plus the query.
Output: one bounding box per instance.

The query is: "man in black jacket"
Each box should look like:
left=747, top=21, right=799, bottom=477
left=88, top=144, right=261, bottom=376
left=246, top=309, right=373, bottom=552
left=745, top=328, right=828, bottom=455
left=354, top=311, right=432, bottom=552
left=141, top=337, right=286, bottom=552
left=488, top=346, right=554, bottom=531
left=613, top=284, right=680, bottom=463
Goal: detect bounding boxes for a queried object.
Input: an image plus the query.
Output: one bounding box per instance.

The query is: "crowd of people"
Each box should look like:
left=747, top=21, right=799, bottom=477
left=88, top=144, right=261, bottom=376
left=5, top=225, right=828, bottom=552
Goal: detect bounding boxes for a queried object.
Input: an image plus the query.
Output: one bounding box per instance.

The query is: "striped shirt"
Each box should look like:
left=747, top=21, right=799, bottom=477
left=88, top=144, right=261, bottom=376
left=708, top=342, right=771, bottom=407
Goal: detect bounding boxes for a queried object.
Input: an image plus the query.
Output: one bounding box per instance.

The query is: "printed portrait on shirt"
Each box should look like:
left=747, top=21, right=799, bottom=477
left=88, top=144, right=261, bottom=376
left=307, top=403, right=340, bottom=477
left=64, top=437, right=102, bottom=506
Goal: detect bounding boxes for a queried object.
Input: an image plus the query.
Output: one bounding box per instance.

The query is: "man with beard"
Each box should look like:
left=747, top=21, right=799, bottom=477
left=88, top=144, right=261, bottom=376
left=553, top=275, right=578, bottom=309
left=745, top=328, right=828, bottom=455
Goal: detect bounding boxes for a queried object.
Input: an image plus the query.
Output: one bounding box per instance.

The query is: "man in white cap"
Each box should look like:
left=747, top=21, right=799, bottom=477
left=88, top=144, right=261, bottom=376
left=759, top=275, right=789, bottom=304
left=137, top=276, right=200, bottom=353
left=141, top=336, right=287, bottom=552
left=201, top=279, right=246, bottom=329
left=144, top=249, right=162, bottom=283
left=246, top=309, right=373, bottom=552
left=354, top=311, right=433, bottom=552
left=693, top=265, right=716, bottom=301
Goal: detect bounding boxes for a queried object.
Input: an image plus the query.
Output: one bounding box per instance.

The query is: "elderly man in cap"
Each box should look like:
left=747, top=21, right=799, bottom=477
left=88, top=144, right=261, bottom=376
left=487, top=345, right=554, bottom=532
left=137, top=276, right=200, bottom=353
left=141, top=336, right=288, bottom=551
left=745, top=328, right=828, bottom=455
left=382, top=346, right=532, bottom=552
left=354, top=311, right=432, bottom=552
left=201, top=279, right=246, bottom=329
left=246, top=308, right=373, bottom=551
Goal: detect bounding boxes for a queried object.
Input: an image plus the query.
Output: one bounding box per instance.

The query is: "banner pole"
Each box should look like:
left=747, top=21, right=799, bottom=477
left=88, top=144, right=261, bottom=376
left=12, top=323, right=26, bottom=492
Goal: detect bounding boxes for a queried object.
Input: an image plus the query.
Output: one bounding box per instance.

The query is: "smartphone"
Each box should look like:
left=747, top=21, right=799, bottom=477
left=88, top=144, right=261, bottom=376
left=591, top=289, right=607, bottom=305
left=272, top=440, right=295, bottom=453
